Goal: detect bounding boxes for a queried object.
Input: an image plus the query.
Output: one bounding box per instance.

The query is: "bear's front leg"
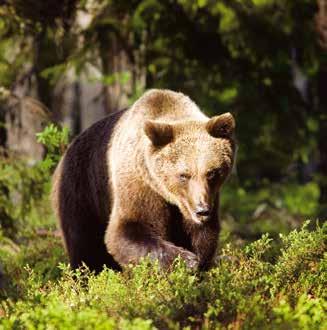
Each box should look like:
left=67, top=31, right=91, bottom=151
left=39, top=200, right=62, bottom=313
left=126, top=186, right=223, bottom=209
left=105, top=220, right=199, bottom=269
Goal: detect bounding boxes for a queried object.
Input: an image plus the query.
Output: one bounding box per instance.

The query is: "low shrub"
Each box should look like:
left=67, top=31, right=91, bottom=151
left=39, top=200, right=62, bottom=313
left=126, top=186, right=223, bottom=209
left=1, top=222, right=325, bottom=329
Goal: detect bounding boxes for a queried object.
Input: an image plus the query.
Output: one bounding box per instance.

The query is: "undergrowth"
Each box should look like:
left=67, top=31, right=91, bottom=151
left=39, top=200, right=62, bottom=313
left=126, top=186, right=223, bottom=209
left=0, top=222, right=326, bottom=329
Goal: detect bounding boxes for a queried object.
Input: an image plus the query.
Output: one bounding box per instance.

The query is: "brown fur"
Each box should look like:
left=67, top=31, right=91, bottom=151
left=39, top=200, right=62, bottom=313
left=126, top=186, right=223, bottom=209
left=52, top=89, right=235, bottom=272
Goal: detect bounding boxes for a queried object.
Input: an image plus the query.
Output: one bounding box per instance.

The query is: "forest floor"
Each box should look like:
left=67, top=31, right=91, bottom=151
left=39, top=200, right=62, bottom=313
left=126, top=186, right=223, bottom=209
left=0, top=180, right=326, bottom=329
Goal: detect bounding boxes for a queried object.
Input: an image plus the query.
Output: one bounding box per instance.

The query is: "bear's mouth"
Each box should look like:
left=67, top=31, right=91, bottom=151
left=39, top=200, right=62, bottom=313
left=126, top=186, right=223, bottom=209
left=194, top=213, right=210, bottom=223
left=182, top=203, right=209, bottom=225
left=192, top=212, right=211, bottom=225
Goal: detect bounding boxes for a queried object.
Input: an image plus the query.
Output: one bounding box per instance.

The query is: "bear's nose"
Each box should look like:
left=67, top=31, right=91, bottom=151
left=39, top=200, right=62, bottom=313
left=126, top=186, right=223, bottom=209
left=195, top=205, right=211, bottom=217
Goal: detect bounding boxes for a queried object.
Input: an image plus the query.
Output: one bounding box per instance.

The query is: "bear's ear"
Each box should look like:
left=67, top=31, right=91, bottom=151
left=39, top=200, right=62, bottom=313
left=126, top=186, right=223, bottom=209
left=206, top=112, right=235, bottom=139
left=144, top=120, right=174, bottom=147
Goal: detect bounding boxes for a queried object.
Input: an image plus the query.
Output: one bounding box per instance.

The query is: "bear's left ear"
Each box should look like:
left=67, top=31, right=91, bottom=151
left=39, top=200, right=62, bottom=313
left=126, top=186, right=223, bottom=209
left=206, top=112, right=235, bottom=138
left=144, top=120, right=174, bottom=147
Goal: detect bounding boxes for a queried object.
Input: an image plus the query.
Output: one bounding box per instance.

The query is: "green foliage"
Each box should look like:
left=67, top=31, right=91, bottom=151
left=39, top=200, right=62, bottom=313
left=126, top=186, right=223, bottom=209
left=273, top=221, right=327, bottom=298
left=220, top=181, right=320, bottom=242
left=0, top=222, right=326, bottom=329
left=40, top=63, right=70, bottom=86
left=36, top=124, right=69, bottom=170
left=0, top=155, right=47, bottom=235
left=273, top=294, right=327, bottom=330
left=91, top=72, right=132, bottom=86
left=0, top=123, right=70, bottom=300
left=0, top=123, right=68, bottom=238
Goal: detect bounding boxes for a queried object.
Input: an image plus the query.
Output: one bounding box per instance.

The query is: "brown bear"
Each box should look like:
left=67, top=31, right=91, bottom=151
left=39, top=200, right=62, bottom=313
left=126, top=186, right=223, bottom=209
left=52, top=89, right=236, bottom=273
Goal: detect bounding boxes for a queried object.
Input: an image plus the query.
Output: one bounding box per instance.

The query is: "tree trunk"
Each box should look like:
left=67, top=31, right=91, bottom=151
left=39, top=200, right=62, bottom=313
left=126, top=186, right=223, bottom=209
left=98, top=26, right=145, bottom=114
left=0, top=105, right=7, bottom=148
left=72, top=81, right=82, bottom=136
left=98, top=31, right=133, bottom=113
left=315, top=0, right=327, bottom=218
left=317, top=65, right=327, bottom=218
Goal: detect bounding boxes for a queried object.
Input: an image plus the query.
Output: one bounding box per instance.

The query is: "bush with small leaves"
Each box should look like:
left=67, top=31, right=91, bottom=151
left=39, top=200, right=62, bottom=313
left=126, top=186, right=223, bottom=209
left=1, top=222, right=325, bottom=329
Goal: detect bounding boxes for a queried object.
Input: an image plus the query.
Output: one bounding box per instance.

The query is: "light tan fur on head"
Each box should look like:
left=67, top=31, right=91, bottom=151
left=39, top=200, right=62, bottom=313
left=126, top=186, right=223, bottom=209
left=133, top=89, right=207, bottom=122
left=143, top=113, right=235, bottom=225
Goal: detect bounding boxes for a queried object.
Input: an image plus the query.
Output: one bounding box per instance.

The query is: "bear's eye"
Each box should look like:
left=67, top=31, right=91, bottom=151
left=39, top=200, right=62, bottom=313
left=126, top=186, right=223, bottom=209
left=206, top=169, right=219, bottom=181
left=179, top=173, right=191, bottom=182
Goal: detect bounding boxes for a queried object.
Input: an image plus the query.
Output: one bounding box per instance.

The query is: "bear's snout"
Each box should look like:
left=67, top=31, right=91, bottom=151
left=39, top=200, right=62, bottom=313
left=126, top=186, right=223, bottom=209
left=195, top=204, right=211, bottom=217
left=193, top=202, right=212, bottom=223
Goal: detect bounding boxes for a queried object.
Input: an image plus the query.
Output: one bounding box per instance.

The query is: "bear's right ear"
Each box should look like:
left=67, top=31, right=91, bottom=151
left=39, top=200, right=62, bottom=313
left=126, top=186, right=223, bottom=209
left=144, top=120, right=174, bottom=147
left=206, top=112, right=235, bottom=139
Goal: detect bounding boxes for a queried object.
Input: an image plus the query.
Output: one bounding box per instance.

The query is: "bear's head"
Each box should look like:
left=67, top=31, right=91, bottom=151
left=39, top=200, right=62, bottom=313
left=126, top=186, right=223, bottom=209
left=144, top=113, right=236, bottom=225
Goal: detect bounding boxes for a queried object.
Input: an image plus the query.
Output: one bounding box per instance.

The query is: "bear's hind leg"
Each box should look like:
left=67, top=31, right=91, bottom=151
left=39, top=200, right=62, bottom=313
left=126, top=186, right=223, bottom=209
left=61, top=215, right=121, bottom=273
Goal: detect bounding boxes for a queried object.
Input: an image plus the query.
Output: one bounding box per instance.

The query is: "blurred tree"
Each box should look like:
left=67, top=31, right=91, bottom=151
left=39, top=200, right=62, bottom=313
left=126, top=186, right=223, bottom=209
left=315, top=0, right=327, bottom=216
